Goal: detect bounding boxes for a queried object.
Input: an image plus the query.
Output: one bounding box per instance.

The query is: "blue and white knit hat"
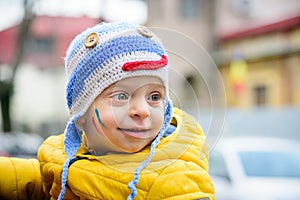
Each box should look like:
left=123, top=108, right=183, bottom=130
left=59, top=22, right=173, bottom=200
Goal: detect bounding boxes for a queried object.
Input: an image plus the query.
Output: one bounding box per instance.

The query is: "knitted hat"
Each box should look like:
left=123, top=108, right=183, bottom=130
left=59, top=22, right=173, bottom=200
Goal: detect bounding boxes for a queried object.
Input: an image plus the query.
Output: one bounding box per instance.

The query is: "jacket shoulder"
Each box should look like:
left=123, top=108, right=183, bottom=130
left=145, top=108, right=215, bottom=199
left=172, top=107, right=204, bottom=136
left=158, top=108, right=208, bottom=167
left=147, top=160, right=215, bottom=200
left=38, top=134, right=66, bottom=164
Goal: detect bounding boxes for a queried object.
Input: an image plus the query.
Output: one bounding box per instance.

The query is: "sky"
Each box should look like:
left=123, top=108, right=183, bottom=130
left=0, top=0, right=147, bottom=30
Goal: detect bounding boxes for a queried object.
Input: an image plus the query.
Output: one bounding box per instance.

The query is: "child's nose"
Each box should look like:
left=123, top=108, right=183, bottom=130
left=129, top=98, right=150, bottom=119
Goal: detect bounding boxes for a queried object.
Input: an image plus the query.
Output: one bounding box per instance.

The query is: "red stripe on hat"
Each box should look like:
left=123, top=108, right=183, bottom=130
left=122, top=55, right=168, bottom=71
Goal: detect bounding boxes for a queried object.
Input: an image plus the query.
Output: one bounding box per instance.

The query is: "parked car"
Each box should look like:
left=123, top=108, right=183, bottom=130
left=0, top=132, right=43, bottom=157
left=209, top=136, right=300, bottom=200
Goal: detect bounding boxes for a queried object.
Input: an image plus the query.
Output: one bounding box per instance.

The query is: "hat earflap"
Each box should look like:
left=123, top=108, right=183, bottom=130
left=58, top=115, right=82, bottom=200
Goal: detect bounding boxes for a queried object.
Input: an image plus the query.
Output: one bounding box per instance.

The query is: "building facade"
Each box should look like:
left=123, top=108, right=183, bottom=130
left=147, top=0, right=300, bottom=108
left=218, top=15, right=300, bottom=107
left=0, top=16, right=100, bottom=135
left=146, top=0, right=221, bottom=111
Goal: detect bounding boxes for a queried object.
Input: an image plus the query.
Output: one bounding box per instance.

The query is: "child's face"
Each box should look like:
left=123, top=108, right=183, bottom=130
left=82, top=76, right=165, bottom=155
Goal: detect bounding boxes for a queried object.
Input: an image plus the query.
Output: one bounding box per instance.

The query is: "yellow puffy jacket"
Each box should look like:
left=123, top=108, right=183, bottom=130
left=0, top=157, right=44, bottom=199
left=0, top=108, right=215, bottom=200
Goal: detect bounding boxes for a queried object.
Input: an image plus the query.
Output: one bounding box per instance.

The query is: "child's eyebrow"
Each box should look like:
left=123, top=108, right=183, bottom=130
left=113, top=82, right=164, bottom=89
left=150, top=84, right=165, bottom=90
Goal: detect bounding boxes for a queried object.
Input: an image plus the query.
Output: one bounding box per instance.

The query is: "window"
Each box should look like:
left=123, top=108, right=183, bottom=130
left=239, top=151, right=300, bottom=178
left=27, top=36, right=54, bottom=54
left=209, top=151, right=231, bottom=181
left=180, top=0, right=200, bottom=19
left=186, top=75, right=196, bottom=88
left=185, top=74, right=201, bottom=99
left=231, top=0, right=255, bottom=17
left=254, top=85, right=266, bottom=106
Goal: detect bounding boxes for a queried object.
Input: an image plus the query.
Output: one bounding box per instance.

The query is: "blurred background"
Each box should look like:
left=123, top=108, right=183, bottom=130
left=0, top=0, right=300, bottom=198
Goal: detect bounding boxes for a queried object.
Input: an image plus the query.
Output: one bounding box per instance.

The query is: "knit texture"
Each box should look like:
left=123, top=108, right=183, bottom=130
left=65, top=22, right=169, bottom=116
left=59, top=21, right=172, bottom=200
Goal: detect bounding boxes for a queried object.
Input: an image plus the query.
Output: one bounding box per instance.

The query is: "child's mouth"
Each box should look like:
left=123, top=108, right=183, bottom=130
left=119, top=128, right=151, bottom=138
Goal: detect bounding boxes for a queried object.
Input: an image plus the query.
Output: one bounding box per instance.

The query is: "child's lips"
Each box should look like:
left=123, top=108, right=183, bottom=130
left=119, top=128, right=151, bottom=138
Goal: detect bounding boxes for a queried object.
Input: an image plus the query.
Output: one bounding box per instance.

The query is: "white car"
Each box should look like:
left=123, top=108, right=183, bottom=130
left=209, top=136, right=300, bottom=200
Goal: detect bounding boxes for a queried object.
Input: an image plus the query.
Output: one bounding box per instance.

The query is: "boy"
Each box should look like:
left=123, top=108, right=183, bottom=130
left=0, top=22, right=214, bottom=200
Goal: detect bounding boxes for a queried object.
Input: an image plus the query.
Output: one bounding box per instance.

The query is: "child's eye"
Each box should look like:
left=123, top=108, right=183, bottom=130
left=148, top=93, right=161, bottom=102
left=112, top=93, right=128, bottom=101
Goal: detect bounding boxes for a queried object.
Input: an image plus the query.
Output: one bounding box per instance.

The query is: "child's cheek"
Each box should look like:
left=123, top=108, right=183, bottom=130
left=93, top=108, right=107, bottom=128
left=96, top=108, right=121, bottom=128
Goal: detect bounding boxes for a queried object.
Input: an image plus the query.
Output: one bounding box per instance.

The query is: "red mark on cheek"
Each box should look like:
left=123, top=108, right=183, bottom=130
left=92, top=116, right=101, bottom=134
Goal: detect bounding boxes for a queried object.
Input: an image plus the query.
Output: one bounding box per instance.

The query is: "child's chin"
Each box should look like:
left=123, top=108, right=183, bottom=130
left=121, top=145, right=147, bottom=154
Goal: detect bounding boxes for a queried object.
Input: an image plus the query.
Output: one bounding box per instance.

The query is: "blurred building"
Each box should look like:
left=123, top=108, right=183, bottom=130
left=147, top=0, right=300, bottom=108
left=147, top=0, right=216, bottom=50
left=0, top=16, right=100, bottom=136
left=147, top=0, right=219, bottom=111
left=0, top=16, right=100, bottom=68
left=216, top=0, right=300, bottom=108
